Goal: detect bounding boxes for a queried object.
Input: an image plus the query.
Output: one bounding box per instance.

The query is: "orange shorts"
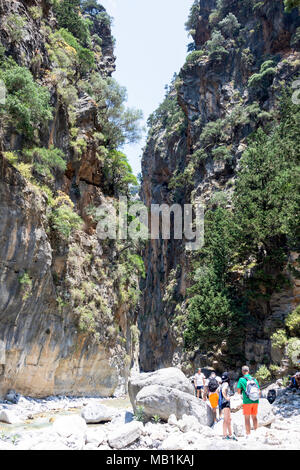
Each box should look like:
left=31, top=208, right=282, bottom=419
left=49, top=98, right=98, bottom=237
left=243, top=403, right=258, bottom=416
left=209, top=393, right=219, bottom=409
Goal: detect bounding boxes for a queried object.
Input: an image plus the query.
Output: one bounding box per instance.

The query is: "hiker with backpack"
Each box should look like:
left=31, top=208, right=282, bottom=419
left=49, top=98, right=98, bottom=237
left=237, top=365, right=261, bottom=436
left=204, top=372, right=220, bottom=424
left=218, top=372, right=237, bottom=440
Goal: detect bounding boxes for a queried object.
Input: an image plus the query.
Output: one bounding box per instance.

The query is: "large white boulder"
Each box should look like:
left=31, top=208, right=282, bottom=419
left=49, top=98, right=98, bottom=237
left=128, top=368, right=194, bottom=410
left=81, top=403, right=113, bottom=423
left=85, top=428, right=106, bottom=446
left=52, top=415, right=87, bottom=449
left=108, top=421, right=143, bottom=449
left=232, top=399, right=275, bottom=437
left=0, top=409, right=21, bottom=425
left=257, top=398, right=275, bottom=426
left=135, top=384, right=213, bottom=426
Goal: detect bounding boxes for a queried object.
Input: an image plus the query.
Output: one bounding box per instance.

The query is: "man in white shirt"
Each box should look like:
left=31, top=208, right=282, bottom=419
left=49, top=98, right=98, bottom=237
left=193, top=368, right=206, bottom=399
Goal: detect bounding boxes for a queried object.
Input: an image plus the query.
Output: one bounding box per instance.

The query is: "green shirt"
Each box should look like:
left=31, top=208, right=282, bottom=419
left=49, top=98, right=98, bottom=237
left=237, top=374, right=260, bottom=404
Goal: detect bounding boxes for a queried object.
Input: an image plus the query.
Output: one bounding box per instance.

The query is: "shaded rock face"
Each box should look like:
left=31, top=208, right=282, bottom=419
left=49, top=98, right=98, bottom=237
left=140, top=0, right=300, bottom=372
left=0, top=1, right=136, bottom=398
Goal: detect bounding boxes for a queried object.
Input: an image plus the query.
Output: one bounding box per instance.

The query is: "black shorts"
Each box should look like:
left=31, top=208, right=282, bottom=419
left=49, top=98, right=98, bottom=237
left=220, top=400, right=230, bottom=410
left=196, top=386, right=203, bottom=390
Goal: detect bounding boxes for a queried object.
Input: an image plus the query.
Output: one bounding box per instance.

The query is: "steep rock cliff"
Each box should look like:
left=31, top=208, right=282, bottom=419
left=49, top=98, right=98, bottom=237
left=0, top=0, right=140, bottom=397
left=140, top=0, right=300, bottom=376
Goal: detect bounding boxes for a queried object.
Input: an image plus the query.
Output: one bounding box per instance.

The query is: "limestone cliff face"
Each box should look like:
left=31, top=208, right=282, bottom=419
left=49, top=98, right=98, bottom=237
left=140, top=0, right=300, bottom=373
left=0, top=0, right=138, bottom=397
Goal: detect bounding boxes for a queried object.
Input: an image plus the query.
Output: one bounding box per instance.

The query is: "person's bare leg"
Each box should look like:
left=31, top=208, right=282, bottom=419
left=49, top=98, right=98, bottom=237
left=196, top=389, right=200, bottom=399
left=225, top=408, right=232, bottom=436
left=252, top=415, right=258, bottom=430
left=244, top=415, right=251, bottom=435
left=223, top=410, right=227, bottom=437
left=212, top=408, right=217, bottom=423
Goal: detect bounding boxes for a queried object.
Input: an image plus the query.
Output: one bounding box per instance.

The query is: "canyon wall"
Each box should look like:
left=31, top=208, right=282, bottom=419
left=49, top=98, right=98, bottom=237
left=140, top=0, right=300, bottom=376
left=0, top=0, right=139, bottom=398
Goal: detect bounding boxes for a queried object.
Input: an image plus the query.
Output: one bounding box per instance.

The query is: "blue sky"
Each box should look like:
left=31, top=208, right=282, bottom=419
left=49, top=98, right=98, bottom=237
left=99, top=0, right=194, bottom=175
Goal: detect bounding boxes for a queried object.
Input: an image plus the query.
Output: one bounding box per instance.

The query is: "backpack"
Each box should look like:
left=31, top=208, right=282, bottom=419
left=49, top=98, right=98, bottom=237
left=218, top=384, right=224, bottom=409
left=208, top=378, right=219, bottom=393
left=245, top=376, right=260, bottom=401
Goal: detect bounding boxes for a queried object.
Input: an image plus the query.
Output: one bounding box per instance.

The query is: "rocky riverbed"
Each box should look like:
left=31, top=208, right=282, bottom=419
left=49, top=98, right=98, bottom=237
left=0, top=384, right=299, bottom=450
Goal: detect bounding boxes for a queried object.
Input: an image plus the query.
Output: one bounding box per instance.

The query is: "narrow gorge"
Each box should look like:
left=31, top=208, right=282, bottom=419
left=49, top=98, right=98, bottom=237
left=0, top=0, right=299, bottom=407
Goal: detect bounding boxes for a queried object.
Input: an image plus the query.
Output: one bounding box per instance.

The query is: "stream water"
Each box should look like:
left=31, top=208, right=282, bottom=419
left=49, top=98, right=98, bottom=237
left=0, top=395, right=132, bottom=439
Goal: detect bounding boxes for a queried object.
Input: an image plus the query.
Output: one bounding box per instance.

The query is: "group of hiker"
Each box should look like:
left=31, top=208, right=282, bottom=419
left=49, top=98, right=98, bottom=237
left=192, top=366, right=261, bottom=440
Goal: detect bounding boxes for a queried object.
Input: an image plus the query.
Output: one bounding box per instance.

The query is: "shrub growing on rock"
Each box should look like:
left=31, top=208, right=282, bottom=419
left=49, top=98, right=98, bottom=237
left=255, top=365, right=271, bottom=384
left=0, top=59, right=52, bottom=140
left=285, top=306, right=300, bottom=337
left=218, top=13, right=241, bottom=38
left=271, top=329, right=288, bottom=351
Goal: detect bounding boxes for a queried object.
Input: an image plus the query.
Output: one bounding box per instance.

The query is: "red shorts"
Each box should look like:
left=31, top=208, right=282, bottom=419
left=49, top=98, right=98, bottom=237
left=243, top=403, right=258, bottom=416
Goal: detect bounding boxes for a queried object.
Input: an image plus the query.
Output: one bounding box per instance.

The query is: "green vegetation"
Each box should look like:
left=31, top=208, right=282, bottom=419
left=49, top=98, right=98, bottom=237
left=102, top=150, right=138, bottom=196
left=285, top=306, right=300, bottom=337
left=286, top=338, right=300, bottom=367
left=284, top=0, right=300, bottom=12
left=28, top=6, right=43, bottom=20
left=233, top=94, right=300, bottom=256
left=185, top=0, right=200, bottom=35
left=206, top=30, right=228, bottom=59
left=0, top=59, right=52, bottom=140
left=81, top=74, right=143, bottom=150
left=80, top=0, right=105, bottom=16
left=134, top=406, right=145, bottom=423
left=19, top=272, right=32, bottom=301
left=255, top=365, right=271, bottom=384
left=185, top=50, right=207, bottom=65
left=218, top=13, right=240, bottom=38
left=271, top=329, right=288, bottom=351
left=23, top=146, right=66, bottom=178
left=183, top=93, right=300, bottom=354
left=248, top=60, right=277, bottom=94
left=51, top=193, right=83, bottom=239
left=147, top=80, right=186, bottom=136
left=5, top=14, right=27, bottom=42
left=53, top=0, right=92, bottom=45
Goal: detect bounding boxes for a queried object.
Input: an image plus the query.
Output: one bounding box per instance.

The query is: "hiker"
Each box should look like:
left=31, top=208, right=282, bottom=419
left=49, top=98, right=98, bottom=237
left=290, top=372, right=300, bottom=389
left=193, top=368, right=206, bottom=399
left=219, top=372, right=236, bottom=440
left=204, top=372, right=220, bottom=424
left=237, top=365, right=261, bottom=436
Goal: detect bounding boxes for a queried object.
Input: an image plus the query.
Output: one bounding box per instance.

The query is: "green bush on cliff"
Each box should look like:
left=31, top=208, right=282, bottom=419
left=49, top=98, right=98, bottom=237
left=248, top=60, right=277, bottom=91
left=23, top=146, right=67, bottom=177
left=147, top=85, right=186, bottom=136
left=206, top=31, right=228, bottom=57
left=0, top=59, right=52, bottom=140
left=271, top=329, right=288, bottom=351
left=184, top=207, right=243, bottom=348
left=284, top=0, right=300, bottom=12
left=255, top=365, right=271, bottom=385
left=285, top=306, right=300, bottom=336
left=81, top=74, right=143, bottom=149
left=51, top=195, right=83, bottom=239
left=5, top=14, right=27, bottom=42
left=218, top=13, right=240, bottom=38
left=233, top=93, right=300, bottom=257
left=185, top=50, right=207, bottom=65
left=53, top=0, right=92, bottom=45
left=185, top=0, right=200, bottom=34
left=287, top=337, right=300, bottom=367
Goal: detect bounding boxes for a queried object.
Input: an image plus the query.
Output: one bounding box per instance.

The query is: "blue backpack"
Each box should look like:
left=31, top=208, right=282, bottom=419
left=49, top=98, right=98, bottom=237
left=218, top=384, right=224, bottom=409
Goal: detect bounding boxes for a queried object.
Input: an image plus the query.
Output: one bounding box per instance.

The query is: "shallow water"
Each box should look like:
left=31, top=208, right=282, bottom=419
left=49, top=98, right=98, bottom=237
left=0, top=395, right=132, bottom=438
